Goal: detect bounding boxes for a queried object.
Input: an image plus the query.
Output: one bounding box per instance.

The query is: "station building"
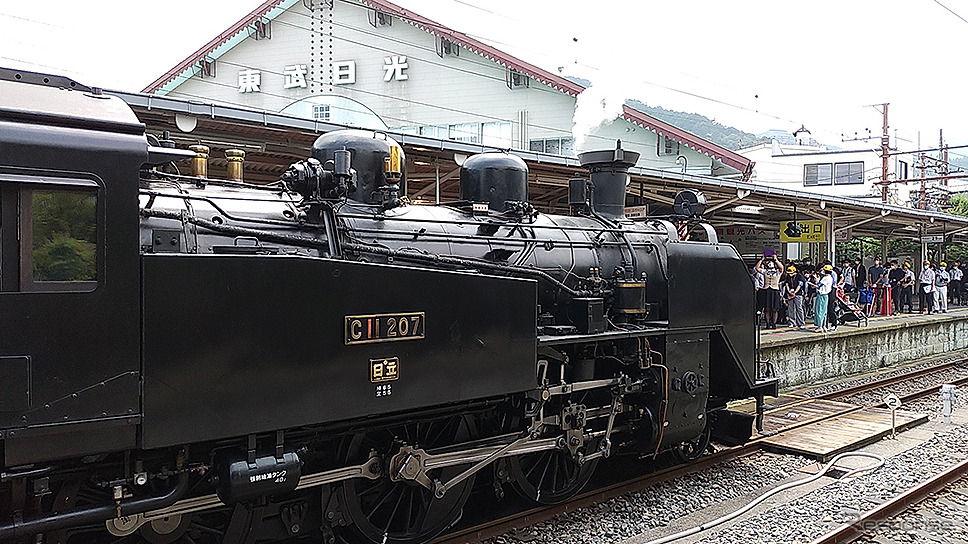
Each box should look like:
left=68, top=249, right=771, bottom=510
left=144, top=0, right=753, bottom=181
left=739, top=128, right=918, bottom=207
left=137, top=0, right=968, bottom=269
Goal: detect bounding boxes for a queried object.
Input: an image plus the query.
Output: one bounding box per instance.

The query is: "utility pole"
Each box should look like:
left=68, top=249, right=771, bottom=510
left=941, top=131, right=950, bottom=209
left=879, top=103, right=890, bottom=202
left=919, top=152, right=926, bottom=209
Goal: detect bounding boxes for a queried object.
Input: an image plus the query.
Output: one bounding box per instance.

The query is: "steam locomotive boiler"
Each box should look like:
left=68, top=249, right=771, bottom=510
left=0, top=69, right=777, bottom=544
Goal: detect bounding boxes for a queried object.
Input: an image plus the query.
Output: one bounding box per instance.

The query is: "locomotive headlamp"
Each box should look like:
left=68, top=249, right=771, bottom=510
left=673, top=189, right=707, bottom=218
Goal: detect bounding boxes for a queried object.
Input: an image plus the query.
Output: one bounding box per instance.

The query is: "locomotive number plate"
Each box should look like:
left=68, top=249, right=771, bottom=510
left=345, top=312, right=425, bottom=345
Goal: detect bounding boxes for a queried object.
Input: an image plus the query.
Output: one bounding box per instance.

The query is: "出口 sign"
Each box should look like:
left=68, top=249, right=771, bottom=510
left=780, top=220, right=827, bottom=242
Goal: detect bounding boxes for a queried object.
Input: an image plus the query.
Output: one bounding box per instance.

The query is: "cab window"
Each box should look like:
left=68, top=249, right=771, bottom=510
left=25, top=188, right=97, bottom=286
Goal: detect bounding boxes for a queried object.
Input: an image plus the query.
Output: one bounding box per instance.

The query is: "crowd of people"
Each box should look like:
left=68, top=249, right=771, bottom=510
left=750, top=256, right=964, bottom=333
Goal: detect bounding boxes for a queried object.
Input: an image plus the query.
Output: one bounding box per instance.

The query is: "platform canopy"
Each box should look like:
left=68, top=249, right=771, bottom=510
left=118, top=90, right=968, bottom=246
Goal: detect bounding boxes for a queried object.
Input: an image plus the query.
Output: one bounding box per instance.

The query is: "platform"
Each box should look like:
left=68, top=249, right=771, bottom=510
left=758, top=304, right=968, bottom=345
left=755, top=305, right=968, bottom=388
left=759, top=406, right=928, bottom=461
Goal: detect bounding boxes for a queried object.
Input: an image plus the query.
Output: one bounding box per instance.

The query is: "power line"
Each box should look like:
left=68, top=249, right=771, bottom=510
left=322, top=0, right=809, bottom=130
left=166, top=15, right=722, bottom=156
left=0, top=11, right=67, bottom=29
left=932, top=0, right=968, bottom=25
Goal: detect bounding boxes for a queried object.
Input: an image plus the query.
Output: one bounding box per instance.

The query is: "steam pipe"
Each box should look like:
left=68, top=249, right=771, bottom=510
left=0, top=472, right=190, bottom=540
left=587, top=182, right=638, bottom=277
left=138, top=208, right=590, bottom=297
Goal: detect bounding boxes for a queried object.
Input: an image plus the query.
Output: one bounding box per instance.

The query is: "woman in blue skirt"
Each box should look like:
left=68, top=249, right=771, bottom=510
left=812, top=266, right=834, bottom=331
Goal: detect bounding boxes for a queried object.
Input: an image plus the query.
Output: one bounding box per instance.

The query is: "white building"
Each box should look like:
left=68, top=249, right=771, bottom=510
left=145, top=0, right=752, bottom=180
left=739, top=128, right=917, bottom=206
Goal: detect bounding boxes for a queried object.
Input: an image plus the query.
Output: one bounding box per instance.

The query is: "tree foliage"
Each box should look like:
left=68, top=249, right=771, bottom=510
left=31, top=190, right=97, bottom=282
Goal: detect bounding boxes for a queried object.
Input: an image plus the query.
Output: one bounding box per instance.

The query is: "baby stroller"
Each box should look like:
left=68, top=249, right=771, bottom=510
left=837, top=286, right=869, bottom=326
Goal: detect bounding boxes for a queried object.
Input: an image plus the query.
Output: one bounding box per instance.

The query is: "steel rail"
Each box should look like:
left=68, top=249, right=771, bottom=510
left=808, top=457, right=968, bottom=544
left=433, top=361, right=968, bottom=544
left=814, top=359, right=966, bottom=401
left=431, top=443, right=762, bottom=544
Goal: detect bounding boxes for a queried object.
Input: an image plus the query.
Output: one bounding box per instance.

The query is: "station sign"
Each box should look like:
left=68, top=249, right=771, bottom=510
left=715, top=226, right=780, bottom=254
left=780, top=220, right=827, bottom=242
left=834, top=228, right=851, bottom=243
left=921, top=234, right=946, bottom=244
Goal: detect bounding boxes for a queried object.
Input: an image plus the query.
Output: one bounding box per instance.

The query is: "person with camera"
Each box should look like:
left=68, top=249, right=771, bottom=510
left=755, top=254, right=783, bottom=329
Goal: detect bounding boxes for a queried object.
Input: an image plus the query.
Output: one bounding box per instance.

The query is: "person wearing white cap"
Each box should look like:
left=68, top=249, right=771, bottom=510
left=934, top=262, right=950, bottom=313
left=919, top=260, right=935, bottom=314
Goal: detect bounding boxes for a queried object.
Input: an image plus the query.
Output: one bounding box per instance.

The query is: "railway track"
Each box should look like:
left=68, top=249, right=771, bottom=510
left=433, top=357, right=968, bottom=544
left=814, top=359, right=966, bottom=401
left=809, top=457, right=968, bottom=544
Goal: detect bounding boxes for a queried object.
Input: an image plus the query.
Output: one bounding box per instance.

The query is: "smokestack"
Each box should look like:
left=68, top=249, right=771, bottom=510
left=577, top=140, right=640, bottom=219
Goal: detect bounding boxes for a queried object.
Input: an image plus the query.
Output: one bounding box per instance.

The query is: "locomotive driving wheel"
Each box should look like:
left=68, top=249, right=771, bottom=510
left=506, top=441, right=599, bottom=505
left=504, top=395, right=601, bottom=505
left=336, top=415, right=476, bottom=544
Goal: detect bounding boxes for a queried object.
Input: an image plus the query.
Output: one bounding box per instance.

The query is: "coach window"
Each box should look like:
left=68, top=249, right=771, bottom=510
left=20, top=186, right=98, bottom=291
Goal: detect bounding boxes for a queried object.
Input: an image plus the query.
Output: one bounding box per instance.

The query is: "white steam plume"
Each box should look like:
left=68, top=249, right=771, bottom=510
left=571, top=81, right=628, bottom=153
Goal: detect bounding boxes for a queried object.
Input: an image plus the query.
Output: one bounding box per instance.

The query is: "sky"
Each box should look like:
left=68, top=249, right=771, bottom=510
left=3, top=0, right=968, bottom=157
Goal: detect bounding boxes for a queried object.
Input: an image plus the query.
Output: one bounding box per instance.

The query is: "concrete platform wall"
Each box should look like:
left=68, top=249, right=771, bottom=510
left=759, top=312, right=968, bottom=388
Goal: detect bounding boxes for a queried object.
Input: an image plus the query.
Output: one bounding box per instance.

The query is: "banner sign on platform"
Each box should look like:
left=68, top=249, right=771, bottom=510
left=715, top=226, right=781, bottom=254
left=780, top=220, right=827, bottom=242
left=834, top=228, right=851, bottom=243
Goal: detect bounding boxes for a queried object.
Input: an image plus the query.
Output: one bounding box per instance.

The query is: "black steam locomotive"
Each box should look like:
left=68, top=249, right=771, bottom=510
left=0, top=69, right=776, bottom=544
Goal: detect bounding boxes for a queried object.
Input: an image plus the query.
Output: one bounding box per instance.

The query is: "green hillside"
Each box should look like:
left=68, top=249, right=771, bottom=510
left=625, top=99, right=769, bottom=151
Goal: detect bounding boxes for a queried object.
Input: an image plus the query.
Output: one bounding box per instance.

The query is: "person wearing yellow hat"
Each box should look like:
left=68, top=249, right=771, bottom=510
left=919, top=260, right=935, bottom=314
left=934, top=261, right=950, bottom=312
left=782, top=265, right=805, bottom=329
left=809, top=265, right=834, bottom=332
left=887, top=260, right=904, bottom=315
left=900, top=262, right=915, bottom=313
